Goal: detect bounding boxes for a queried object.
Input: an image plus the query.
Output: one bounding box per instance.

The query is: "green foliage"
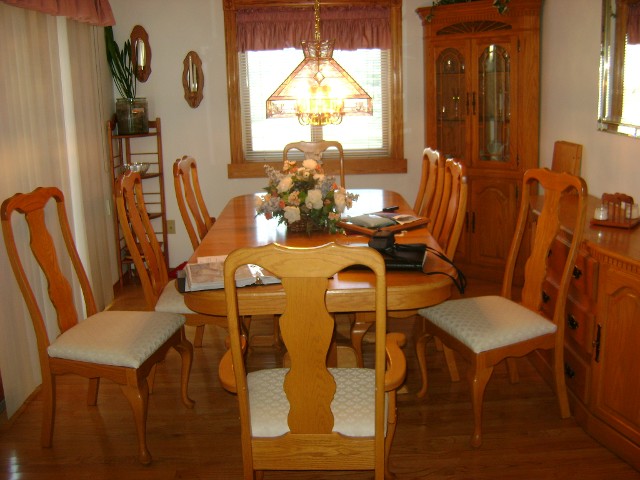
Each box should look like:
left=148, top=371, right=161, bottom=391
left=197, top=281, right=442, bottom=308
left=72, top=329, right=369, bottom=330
left=105, top=26, right=136, bottom=99
left=426, top=0, right=510, bottom=22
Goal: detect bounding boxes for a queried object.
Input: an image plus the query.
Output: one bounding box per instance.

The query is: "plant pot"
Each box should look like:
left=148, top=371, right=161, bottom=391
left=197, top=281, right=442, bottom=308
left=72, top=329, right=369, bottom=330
left=116, top=98, right=149, bottom=135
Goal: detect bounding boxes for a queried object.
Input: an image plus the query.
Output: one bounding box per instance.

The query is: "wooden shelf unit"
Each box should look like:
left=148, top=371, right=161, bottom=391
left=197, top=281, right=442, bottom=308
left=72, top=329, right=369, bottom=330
left=107, top=117, right=169, bottom=285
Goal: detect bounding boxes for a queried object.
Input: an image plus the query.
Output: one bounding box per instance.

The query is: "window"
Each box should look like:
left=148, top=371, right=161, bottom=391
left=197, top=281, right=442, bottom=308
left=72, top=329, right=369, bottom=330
left=598, top=0, right=640, bottom=138
left=224, top=0, right=405, bottom=178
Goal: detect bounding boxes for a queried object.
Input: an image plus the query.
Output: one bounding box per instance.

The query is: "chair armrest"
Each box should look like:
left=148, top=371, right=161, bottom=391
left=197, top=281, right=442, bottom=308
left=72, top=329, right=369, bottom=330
left=218, top=336, right=247, bottom=394
left=384, top=332, right=407, bottom=391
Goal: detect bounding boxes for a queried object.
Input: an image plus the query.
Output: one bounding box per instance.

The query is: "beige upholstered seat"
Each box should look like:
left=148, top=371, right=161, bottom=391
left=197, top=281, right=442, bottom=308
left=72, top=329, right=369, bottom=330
left=1, top=187, right=194, bottom=465
left=218, top=243, right=406, bottom=479
left=283, top=140, right=346, bottom=187
left=115, top=171, right=227, bottom=348
left=417, top=168, right=588, bottom=447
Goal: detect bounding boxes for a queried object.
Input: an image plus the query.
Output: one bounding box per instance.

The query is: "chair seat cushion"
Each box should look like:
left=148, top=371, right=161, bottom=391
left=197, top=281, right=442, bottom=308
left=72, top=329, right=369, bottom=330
left=47, top=310, right=185, bottom=368
left=156, top=279, right=194, bottom=315
left=247, top=368, right=386, bottom=438
left=418, top=295, right=556, bottom=353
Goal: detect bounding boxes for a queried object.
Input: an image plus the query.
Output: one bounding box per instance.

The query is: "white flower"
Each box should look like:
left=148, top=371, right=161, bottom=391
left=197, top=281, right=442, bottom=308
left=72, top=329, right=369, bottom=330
left=277, top=176, right=293, bottom=193
left=305, top=189, right=323, bottom=210
left=302, top=159, right=318, bottom=171
left=283, top=206, right=301, bottom=223
left=334, top=191, right=346, bottom=213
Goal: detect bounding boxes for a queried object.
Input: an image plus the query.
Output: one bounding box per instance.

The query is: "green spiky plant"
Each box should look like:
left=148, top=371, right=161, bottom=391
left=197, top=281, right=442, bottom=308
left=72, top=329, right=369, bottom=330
left=105, top=26, right=136, bottom=99
left=426, top=0, right=510, bottom=22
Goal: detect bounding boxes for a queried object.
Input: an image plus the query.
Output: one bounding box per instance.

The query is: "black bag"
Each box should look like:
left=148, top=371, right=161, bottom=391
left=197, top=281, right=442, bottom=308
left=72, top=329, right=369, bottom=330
left=368, top=231, right=426, bottom=271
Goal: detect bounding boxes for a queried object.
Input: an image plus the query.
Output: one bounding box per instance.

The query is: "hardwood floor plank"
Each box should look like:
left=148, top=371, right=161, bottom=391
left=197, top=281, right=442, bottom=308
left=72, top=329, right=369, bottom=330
left=1, top=279, right=638, bottom=479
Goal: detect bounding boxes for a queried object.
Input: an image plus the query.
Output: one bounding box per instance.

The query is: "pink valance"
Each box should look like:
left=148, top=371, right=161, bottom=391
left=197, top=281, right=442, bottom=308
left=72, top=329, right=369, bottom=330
left=628, top=2, right=640, bottom=44
left=236, top=6, right=391, bottom=52
left=0, top=0, right=115, bottom=26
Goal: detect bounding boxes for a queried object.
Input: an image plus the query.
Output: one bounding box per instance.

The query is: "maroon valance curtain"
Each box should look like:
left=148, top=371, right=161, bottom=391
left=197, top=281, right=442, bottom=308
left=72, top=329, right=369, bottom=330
left=236, top=5, right=391, bottom=52
left=0, top=0, right=115, bottom=26
left=628, top=2, right=640, bottom=44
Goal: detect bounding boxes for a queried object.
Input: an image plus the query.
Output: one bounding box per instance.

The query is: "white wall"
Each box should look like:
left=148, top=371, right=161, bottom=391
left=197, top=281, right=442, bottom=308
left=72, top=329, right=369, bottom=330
left=539, top=0, right=640, bottom=201
left=109, top=0, right=640, bottom=267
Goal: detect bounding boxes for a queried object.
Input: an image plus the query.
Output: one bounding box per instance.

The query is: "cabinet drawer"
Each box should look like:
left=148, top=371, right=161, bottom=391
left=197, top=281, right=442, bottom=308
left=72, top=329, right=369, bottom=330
left=538, top=345, right=589, bottom=404
left=547, top=239, right=598, bottom=300
left=540, top=281, right=594, bottom=355
left=565, top=300, right=595, bottom=354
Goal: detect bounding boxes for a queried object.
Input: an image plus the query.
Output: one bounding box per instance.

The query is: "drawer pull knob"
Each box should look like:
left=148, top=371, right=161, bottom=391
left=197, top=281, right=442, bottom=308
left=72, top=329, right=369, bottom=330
left=572, top=266, right=582, bottom=279
left=567, top=314, right=579, bottom=330
left=564, top=363, right=576, bottom=379
left=542, top=291, right=550, bottom=303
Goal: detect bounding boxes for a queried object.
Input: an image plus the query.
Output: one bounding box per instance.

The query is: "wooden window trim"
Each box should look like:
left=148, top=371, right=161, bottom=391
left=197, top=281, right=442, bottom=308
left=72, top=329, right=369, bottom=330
left=222, top=0, right=405, bottom=179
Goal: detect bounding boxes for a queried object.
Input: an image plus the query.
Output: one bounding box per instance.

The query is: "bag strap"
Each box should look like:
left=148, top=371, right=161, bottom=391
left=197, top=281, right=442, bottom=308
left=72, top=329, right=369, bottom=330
left=423, top=245, right=467, bottom=294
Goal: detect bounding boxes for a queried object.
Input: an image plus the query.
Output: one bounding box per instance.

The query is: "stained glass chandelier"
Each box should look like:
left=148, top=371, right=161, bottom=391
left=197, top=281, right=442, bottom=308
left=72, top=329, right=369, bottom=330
left=266, top=0, right=373, bottom=126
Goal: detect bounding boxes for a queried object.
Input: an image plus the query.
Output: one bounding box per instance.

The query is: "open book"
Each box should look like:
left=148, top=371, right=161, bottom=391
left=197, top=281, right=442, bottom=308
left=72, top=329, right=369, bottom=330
left=185, top=255, right=280, bottom=292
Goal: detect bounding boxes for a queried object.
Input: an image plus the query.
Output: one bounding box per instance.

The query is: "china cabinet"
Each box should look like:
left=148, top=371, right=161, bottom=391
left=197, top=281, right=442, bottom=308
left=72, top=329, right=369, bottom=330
left=531, top=195, right=640, bottom=471
left=107, top=117, right=169, bottom=285
left=417, top=0, right=542, bottom=280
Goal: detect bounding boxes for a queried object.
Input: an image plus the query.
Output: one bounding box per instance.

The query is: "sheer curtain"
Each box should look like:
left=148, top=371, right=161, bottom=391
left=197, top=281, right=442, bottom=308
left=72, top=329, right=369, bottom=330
left=0, top=3, right=115, bottom=417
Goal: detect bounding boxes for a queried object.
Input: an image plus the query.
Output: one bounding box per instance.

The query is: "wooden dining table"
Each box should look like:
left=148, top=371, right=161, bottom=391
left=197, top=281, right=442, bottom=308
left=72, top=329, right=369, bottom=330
left=184, top=189, right=455, bottom=363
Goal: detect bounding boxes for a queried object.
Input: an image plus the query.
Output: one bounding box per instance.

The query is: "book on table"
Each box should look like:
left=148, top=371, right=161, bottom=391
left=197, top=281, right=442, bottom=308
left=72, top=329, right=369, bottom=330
left=184, top=255, right=280, bottom=291
left=338, top=212, right=430, bottom=235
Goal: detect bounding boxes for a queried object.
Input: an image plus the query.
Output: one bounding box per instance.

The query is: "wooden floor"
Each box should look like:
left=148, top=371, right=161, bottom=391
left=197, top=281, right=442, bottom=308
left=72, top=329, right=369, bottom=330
left=1, top=279, right=638, bottom=479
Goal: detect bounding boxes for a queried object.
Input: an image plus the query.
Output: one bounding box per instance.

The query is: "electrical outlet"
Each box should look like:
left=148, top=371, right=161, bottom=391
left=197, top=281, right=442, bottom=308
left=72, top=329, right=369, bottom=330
left=167, top=219, right=176, bottom=234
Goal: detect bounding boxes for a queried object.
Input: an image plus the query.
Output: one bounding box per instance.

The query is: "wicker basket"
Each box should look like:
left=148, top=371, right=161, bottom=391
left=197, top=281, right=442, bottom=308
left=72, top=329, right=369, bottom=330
left=287, top=215, right=322, bottom=234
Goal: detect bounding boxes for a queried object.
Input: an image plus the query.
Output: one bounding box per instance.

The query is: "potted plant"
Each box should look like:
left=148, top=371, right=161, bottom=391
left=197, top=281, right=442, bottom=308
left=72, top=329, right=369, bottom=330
left=105, top=26, right=148, bottom=134
left=426, top=0, right=510, bottom=21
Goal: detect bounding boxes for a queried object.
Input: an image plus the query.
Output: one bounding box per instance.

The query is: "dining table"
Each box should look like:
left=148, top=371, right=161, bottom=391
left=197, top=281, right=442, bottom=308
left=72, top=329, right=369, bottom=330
left=184, top=189, right=455, bottom=365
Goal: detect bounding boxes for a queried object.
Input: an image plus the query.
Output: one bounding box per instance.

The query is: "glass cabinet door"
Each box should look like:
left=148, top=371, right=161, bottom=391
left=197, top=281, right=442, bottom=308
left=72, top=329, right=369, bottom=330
left=476, top=41, right=512, bottom=165
left=435, top=47, right=467, bottom=160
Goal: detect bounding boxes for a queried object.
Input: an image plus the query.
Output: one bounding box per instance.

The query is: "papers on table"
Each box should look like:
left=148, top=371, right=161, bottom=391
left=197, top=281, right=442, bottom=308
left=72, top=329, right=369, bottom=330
left=185, top=255, right=280, bottom=292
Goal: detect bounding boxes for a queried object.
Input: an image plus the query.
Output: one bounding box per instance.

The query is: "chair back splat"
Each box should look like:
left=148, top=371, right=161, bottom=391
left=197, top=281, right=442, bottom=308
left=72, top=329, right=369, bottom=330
left=173, top=155, right=215, bottom=250
left=283, top=140, right=346, bottom=187
left=219, top=243, right=407, bottom=479
left=1, top=186, right=194, bottom=465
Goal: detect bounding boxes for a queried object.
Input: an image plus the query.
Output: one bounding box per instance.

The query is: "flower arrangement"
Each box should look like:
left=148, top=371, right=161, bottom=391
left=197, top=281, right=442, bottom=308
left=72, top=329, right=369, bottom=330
left=255, top=159, right=358, bottom=234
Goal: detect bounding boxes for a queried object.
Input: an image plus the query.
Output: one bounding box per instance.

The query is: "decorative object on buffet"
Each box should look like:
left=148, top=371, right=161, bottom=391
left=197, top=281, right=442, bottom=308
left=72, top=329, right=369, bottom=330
left=265, top=0, right=372, bottom=126
left=255, top=158, right=358, bottom=234
left=105, top=26, right=149, bottom=135
left=130, top=25, right=151, bottom=82
left=590, top=192, right=640, bottom=229
left=182, top=51, right=204, bottom=108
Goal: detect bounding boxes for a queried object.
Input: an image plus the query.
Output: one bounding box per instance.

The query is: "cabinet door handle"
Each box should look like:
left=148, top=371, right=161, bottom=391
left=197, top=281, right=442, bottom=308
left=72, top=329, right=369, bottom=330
left=471, top=212, right=476, bottom=233
left=466, top=93, right=470, bottom=114
left=567, top=314, right=579, bottom=330
left=593, top=324, right=602, bottom=362
left=564, top=363, right=576, bottom=379
left=472, top=92, right=477, bottom=115
left=542, top=291, right=550, bottom=303
left=572, top=266, right=582, bottom=279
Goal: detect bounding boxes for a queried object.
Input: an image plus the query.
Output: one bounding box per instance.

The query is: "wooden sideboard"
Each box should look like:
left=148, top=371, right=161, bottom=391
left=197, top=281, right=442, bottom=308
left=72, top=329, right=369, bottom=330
left=530, top=194, right=640, bottom=470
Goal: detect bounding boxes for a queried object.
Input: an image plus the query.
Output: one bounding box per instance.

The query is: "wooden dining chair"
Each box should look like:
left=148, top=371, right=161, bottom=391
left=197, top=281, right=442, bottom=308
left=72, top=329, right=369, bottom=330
left=173, top=155, right=215, bottom=251
left=417, top=168, right=588, bottom=447
left=283, top=140, right=346, bottom=187
left=218, top=243, right=407, bottom=479
left=413, top=147, right=445, bottom=219
left=414, top=157, right=468, bottom=396
left=115, top=171, right=227, bottom=348
left=1, top=187, right=194, bottom=465
left=551, top=140, right=582, bottom=175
